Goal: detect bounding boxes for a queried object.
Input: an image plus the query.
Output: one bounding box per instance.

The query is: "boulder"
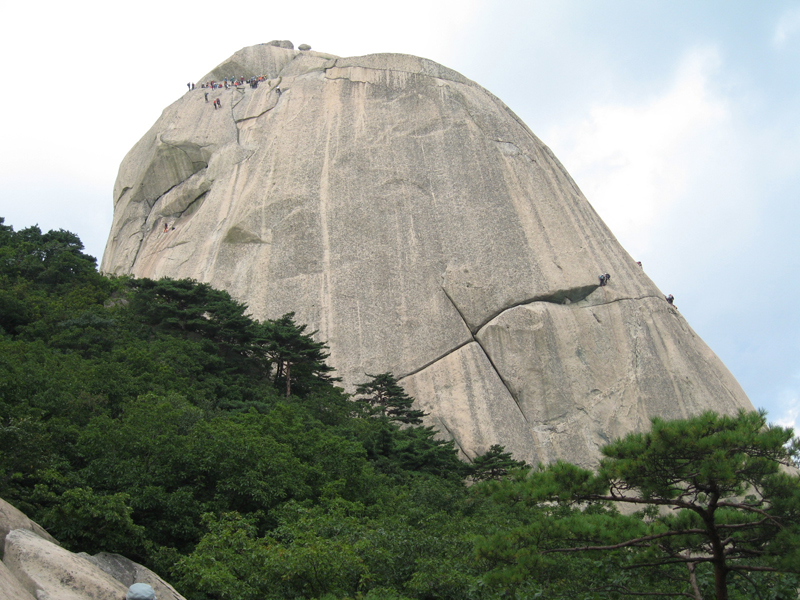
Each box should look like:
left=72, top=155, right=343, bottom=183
left=4, top=529, right=128, bottom=600
left=81, top=552, right=184, bottom=600
left=267, top=39, right=294, bottom=49
left=0, top=498, right=57, bottom=556
left=0, top=559, right=36, bottom=600
left=101, top=44, right=754, bottom=467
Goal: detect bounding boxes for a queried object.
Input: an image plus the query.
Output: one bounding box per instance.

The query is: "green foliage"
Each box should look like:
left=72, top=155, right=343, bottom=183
left=4, top=219, right=799, bottom=600
left=354, top=372, right=427, bottom=425
left=258, top=312, right=340, bottom=398
left=479, top=410, right=800, bottom=600
left=35, top=487, right=147, bottom=557
left=469, top=444, right=529, bottom=482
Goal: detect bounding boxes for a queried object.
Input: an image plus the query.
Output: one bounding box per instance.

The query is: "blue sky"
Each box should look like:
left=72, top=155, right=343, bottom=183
left=2, top=1, right=798, bottom=430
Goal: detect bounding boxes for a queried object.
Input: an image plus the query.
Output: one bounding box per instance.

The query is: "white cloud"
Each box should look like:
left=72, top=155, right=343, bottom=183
left=543, top=47, right=733, bottom=256
left=773, top=7, right=800, bottom=46
left=770, top=380, right=800, bottom=433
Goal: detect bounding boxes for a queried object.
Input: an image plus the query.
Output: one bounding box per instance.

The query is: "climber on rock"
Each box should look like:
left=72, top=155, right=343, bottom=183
left=666, top=294, right=675, bottom=306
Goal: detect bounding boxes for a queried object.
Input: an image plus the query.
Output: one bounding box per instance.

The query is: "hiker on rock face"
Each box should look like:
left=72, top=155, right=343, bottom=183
left=604, top=273, right=611, bottom=284
left=666, top=294, right=675, bottom=305
left=599, top=273, right=610, bottom=286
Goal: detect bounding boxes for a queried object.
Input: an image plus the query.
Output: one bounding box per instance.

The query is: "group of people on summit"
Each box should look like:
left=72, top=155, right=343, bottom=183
left=188, top=75, right=276, bottom=111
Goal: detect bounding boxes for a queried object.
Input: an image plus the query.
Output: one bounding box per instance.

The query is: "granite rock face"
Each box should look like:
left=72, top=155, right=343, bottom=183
left=0, top=499, right=185, bottom=600
left=101, top=43, right=753, bottom=467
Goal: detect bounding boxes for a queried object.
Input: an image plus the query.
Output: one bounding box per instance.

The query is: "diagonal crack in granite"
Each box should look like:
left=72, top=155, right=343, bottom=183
left=398, top=286, right=674, bottom=411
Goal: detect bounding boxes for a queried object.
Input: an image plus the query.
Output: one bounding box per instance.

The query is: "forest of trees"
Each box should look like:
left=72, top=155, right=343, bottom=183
left=1, top=217, right=798, bottom=600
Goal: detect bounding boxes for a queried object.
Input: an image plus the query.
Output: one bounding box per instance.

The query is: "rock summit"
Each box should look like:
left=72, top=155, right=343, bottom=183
left=101, top=43, right=753, bottom=467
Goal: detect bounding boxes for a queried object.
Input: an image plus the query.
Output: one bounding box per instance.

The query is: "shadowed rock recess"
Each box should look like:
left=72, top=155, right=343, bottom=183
left=102, top=43, right=753, bottom=468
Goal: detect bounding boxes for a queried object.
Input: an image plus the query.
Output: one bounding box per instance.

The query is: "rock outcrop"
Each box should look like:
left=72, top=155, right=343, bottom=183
left=0, top=498, right=184, bottom=600
left=101, top=43, right=753, bottom=467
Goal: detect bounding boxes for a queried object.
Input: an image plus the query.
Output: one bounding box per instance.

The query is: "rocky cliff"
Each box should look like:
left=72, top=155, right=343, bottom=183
left=0, top=498, right=184, bottom=600
left=101, top=42, right=753, bottom=467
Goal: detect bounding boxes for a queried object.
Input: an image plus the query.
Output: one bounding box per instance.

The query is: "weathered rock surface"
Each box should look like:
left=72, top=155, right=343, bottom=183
left=0, top=498, right=58, bottom=552
left=81, top=552, right=184, bottom=600
left=101, top=43, right=754, bottom=467
left=5, top=529, right=128, bottom=600
left=0, top=558, right=36, bottom=600
left=0, top=498, right=185, bottom=600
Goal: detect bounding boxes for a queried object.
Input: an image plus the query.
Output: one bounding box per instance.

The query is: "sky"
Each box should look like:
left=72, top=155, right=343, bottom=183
left=1, top=1, right=798, bottom=431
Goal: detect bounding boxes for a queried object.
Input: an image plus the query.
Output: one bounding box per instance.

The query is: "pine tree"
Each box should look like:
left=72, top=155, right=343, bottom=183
left=469, top=444, right=528, bottom=482
left=258, top=312, right=338, bottom=397
left=353, top=372, right=427, bottom=425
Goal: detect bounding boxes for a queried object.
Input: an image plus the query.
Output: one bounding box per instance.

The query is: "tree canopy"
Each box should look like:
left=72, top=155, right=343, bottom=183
left=481, top=410, right=800, bottom=600
left=2, top=218, right=798, bottom=600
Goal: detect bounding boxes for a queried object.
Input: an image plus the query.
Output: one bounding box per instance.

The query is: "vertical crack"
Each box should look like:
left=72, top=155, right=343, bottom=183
left=440, top=287, right=529, bottom=425
left=435, top=418, right=469, bottom=458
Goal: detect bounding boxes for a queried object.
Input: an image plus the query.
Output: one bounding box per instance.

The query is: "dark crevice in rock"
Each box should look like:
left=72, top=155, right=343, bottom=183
left=158, top=137, right=208, bottom=175
left=235, top=88, right=282, bottom=124
left=576, top=294, right=667, bottom=309
left=532, top=284, right=598, bottom=306
left=473, top=284, right=600, bottom=333
left=396, top=339, right=472, bottom=381
left=230, top=87, right=247, bottom=109
left=145, top=180, right=181, bottom=209
left=436, top=418, right=468, bottom=458
left=176, top=191, right=208, bottom=218
left=235, top=107, right=274, bottom=124
left=116, top=186, right=131, bottom=204
left=492, top=139, right=537, bottom=164
left=441, top=285, right=471, bottom=334
left=323, top=61, right=471, bottom=88
left=129, top=221, right=149, bottom=271
left=440, top=287, right=529, bottom=424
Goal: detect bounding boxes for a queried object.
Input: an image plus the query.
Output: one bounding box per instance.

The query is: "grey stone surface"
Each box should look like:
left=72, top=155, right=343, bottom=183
left=0, top=498, right=186, bottom=600
left=4, top=529, right=128, bottom=600
left=0, top=559, right=36, bottom=600
left=102, top=45, right=754, bottom=467
left=0, top=498, right=57, bottom=556
left=298, top=43, right=311, bottom=51
left=267, top=40, right=294, bottom=49
left=81, top=552, right=184, bottom=600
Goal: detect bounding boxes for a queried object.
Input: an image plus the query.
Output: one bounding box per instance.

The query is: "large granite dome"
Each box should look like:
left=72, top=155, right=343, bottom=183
left=101, top=42, right=753, bottom=468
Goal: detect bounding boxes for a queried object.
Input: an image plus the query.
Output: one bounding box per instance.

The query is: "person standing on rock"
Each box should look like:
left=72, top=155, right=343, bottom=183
left=604, top=273, right=611, bottom=285
left=204, top=92, right=208, bottom=102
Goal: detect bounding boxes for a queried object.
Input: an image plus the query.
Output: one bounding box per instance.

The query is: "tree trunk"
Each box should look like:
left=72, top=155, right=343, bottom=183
left=713, top=562, right=728, bottom=600
left=686, top=561, right=703, bottom=600
left=285, top=362, right=291, bottom=398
